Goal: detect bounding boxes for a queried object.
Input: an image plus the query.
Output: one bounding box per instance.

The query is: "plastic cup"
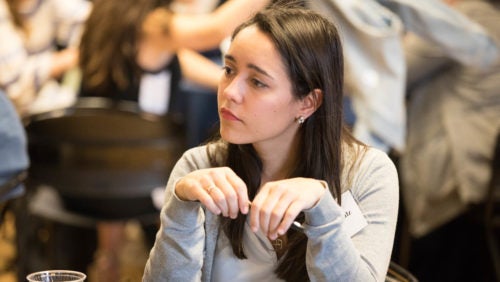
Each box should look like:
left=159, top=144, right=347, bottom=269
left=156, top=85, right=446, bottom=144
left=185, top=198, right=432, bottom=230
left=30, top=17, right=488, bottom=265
left=26, top=270, right=86, bottom=282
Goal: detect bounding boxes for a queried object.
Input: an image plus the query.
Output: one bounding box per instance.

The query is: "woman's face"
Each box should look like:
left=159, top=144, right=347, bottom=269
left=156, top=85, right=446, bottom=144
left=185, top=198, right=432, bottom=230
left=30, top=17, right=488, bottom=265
left=218, top=25, right=305, bottom=148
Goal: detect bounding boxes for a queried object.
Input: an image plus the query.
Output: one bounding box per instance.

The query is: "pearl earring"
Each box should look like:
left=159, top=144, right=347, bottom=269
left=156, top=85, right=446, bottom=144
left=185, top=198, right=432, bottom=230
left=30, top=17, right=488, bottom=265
left=297, top=116, right=305, bottom=124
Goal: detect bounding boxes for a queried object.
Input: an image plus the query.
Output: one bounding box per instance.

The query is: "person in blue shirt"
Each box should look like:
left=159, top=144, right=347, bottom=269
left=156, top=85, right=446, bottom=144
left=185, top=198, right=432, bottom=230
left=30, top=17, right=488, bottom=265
left=0, top=90, right=28, bottom=214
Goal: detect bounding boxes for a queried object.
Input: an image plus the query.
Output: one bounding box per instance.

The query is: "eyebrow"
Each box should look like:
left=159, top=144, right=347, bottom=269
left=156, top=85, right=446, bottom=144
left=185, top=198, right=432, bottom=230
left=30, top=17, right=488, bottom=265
left=224, top=54, right=274, bottom=80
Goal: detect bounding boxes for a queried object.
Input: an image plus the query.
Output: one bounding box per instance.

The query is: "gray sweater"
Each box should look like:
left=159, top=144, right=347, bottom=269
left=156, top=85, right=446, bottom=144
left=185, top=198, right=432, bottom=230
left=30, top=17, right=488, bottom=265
left=143, top=144, right=398, bottom=281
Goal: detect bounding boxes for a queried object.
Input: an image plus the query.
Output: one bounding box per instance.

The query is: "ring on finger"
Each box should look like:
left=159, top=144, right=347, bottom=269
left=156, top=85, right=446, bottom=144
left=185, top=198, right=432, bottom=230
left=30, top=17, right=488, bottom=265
left=206, top=184, right=217, bottom=194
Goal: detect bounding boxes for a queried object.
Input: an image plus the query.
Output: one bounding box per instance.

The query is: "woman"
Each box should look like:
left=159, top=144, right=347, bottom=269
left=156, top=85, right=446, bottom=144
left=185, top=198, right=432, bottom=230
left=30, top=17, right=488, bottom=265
left=79, top=0, right=224, bottom=116
left=0, top=0, right=91, bottom=116
left=143, top=3, right=399, bottom=281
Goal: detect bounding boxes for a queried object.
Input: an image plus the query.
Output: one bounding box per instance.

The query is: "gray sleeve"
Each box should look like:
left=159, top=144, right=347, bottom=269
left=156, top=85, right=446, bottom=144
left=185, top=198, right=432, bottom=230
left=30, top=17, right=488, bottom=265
left=303, top=148, right=399, bottom=281
left=404, top=32, right=453, bottom=89
left=143, top=146, right=211, bottom=282
left=379, top=0, right=498, bottom=68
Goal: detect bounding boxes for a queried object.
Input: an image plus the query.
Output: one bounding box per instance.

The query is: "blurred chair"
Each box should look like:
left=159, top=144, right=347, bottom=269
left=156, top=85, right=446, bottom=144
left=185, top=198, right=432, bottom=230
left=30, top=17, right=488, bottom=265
left=386, top=261, right=419, bottom=282
left=485, top=131, right=500, bottom=281
left=26, top=97, right=185, bottom=211
left=17, top=97, right=186, bottom=279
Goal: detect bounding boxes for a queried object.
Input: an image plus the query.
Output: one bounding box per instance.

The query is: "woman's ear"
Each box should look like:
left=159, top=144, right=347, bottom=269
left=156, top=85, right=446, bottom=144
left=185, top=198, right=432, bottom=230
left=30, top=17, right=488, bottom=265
left=299, top=88, right=323, bottom=118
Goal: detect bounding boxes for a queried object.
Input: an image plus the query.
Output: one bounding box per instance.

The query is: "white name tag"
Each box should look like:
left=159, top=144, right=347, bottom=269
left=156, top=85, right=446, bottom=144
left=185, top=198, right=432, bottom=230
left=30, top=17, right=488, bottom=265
left=340, top=191, right=368, bottom=237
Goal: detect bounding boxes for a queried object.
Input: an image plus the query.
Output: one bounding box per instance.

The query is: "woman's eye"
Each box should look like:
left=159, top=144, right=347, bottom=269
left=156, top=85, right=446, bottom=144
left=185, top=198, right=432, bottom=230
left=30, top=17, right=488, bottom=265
left=222, top=66, right=234, bottom=76
left=251, top=78, right=267, bottom=88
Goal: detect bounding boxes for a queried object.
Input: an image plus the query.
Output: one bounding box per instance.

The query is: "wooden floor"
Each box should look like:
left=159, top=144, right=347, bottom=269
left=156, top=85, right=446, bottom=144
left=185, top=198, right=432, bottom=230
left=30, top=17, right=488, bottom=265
left=0, top=211, right=150, bottom=282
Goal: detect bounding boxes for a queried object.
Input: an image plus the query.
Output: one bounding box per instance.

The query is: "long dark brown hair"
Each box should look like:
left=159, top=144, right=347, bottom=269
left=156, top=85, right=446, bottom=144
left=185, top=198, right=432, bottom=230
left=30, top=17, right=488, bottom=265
left=79, top=0, right=172, bottom=95
left=208, top=3, right=365, bottom=281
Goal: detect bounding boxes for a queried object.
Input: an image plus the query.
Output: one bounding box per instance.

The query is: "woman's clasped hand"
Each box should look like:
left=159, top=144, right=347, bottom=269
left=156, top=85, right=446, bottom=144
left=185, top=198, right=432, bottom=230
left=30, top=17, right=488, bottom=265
left=175, top=168, right=326, bottom=239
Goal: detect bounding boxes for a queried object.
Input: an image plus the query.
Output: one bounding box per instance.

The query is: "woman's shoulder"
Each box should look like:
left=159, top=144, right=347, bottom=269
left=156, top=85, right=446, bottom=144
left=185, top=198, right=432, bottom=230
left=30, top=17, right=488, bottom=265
left=179, top=141, right=226, bottom=168
left=363, top=146, right=395, bottom=167
left=344, top=143, right=394, bottom=169
left=342, top=143, right=398, bottom=191
left=181, top=144, right=209, bottom=161
left=356, top=145, right=397, bottom=179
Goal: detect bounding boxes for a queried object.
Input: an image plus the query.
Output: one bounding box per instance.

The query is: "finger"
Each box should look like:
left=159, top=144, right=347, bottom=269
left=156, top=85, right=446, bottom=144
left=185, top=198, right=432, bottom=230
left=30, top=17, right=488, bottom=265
left=259, top=190, right=282, bottom=237
left=212, top=175, right=239, bottom=219
left=276, top=201, right=303, bottom=236
left=208, top=168, right=242, bottom=218
left=225, top=168, right=249, bottom=214
left=198, top=175, right=228, bottom=216
left=249, top=188, right=269, bottom=233
left=258, top=182, right=289, bottom=237
left=206, top=185, right=230, bottom=217
left=195, top=183, right=221, bottom=215
left=267, top=194, right=293, bottom=239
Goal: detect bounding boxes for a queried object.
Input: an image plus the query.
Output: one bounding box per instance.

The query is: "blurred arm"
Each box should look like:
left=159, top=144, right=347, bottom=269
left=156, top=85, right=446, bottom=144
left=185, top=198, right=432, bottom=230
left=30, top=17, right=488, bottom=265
left=178, top=49, right=221, bottom=90
left=143, top=0, right=271, bottom=52
left=379, top=0, right=499, bottom=68
left=404, top=32, right=453, bottom=88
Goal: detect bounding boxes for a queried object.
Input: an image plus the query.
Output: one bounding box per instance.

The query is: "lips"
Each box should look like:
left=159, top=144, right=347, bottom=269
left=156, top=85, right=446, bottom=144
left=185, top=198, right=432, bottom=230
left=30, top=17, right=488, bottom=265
left=220, top=108, right=241, bottom=121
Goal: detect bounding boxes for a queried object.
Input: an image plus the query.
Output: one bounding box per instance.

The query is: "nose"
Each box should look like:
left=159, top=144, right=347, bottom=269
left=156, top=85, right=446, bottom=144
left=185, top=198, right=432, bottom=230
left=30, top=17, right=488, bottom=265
left=219, top=75, right=244, bottom=104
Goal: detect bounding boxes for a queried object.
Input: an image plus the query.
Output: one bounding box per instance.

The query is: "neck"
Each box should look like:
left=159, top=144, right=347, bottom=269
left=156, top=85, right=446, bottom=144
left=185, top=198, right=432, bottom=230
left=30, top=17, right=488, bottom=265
left=255, top=134, right=300, bottom=183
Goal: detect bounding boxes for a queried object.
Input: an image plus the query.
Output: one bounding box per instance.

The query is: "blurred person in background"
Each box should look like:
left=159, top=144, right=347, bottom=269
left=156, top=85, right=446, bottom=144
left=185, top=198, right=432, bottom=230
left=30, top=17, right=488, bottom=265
left=0, top=0, right=91, bottom=116
left=308, top=0, right=498, bottom=155
left=0, top=90, right=28, bottom=218
left=79, top=0, right=223, bottom=121
left=401, top=0, right=500, bottom=280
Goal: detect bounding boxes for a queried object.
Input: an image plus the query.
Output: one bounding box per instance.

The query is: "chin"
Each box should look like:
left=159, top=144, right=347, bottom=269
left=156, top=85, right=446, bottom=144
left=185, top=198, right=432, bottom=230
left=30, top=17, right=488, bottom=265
left=220, top=129, right=251, bottom=145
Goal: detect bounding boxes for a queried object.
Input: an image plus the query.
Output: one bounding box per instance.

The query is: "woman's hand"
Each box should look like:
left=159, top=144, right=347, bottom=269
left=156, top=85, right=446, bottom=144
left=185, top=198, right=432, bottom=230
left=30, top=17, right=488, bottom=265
left=175, top=167, right=249, bottom=219
left=249, top=178, right=327, bottom=239
left=138, top=8, right=177, bottom=71
left=142, top=8, right=174, bottom=51
left=136, top=36, right=174, bottom=71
